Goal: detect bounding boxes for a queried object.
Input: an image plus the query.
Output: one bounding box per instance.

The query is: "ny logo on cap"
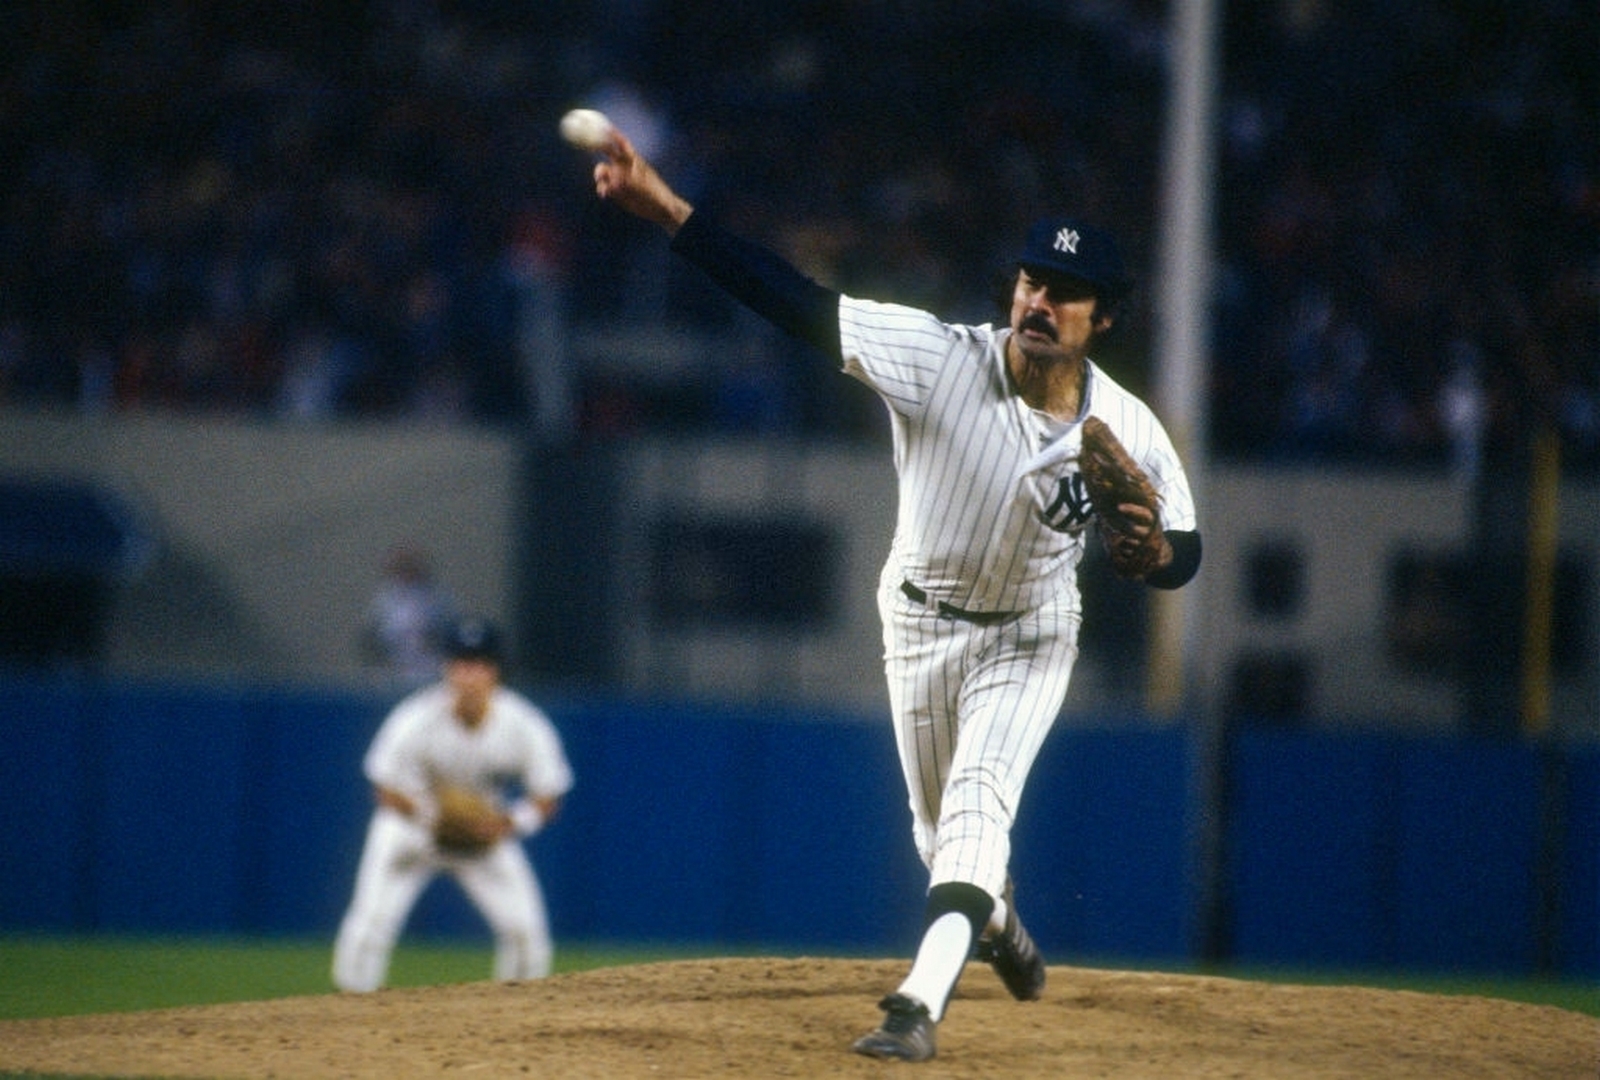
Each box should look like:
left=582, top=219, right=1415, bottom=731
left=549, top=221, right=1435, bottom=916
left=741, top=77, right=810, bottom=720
left=1053, top=227, right=1081, bottom=255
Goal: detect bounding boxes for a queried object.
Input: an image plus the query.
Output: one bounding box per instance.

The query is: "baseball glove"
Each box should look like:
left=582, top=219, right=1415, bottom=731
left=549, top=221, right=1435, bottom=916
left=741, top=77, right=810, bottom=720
left=1079, top=415, right=1165, bottom=579
left=431, top=785, right=504, bottom=855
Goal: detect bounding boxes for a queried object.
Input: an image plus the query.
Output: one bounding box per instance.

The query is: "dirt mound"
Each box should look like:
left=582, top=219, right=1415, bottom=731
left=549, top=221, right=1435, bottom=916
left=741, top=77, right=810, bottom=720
left=1, top=957, right=1594, bottom=1078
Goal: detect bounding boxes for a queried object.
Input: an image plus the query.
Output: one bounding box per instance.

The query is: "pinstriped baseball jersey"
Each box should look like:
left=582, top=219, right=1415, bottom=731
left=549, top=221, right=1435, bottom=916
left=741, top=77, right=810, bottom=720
left=839, top=296, right=1197, bottom=614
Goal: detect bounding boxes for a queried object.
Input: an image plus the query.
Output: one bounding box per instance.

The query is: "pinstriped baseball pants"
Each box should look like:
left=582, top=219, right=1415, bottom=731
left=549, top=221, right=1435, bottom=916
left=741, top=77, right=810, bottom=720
left=878, top=575, right=1081, bottom=900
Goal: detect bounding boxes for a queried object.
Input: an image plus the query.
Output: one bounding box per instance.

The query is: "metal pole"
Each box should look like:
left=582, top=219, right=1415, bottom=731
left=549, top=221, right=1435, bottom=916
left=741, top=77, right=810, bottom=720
left=1153, top=0, right=1226, bottom=966
left=1521, top=424, right=1564, bottom=974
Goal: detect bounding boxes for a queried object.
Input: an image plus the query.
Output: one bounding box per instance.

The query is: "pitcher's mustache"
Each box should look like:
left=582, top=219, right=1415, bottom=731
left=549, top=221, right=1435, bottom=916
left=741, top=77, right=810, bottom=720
left=1020, top=313, right=1058, bottom=341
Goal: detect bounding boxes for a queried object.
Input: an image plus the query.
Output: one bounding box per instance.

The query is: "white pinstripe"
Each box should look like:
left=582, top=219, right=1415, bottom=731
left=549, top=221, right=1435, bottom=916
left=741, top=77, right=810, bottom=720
left=841, top=295, right=1195, bottom=898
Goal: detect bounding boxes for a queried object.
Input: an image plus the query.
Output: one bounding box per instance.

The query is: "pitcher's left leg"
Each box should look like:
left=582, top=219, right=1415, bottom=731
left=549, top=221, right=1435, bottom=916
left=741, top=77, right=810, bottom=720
left=931, top=606, right=1079, bottom=1002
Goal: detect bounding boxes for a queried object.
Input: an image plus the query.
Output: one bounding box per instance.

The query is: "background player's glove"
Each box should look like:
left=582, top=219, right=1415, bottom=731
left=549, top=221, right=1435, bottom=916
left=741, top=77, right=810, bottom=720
left=1079, top=416, right=1166, bottom=580
left=430, top=785, right=505, bottom=855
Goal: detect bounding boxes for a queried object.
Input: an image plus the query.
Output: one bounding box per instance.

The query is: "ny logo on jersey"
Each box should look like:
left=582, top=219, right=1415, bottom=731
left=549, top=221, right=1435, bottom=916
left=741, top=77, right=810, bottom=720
left=1038, top=473, right=1095, bottom=533
left=1054, top=227, right=1081, bottom=254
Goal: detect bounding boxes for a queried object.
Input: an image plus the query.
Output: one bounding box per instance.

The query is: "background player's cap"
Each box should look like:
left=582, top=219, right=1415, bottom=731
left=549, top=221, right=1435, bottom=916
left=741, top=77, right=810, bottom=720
left=443, top=616, right=504, bottom=664
left=1017, top=217, right=1133, bottom=299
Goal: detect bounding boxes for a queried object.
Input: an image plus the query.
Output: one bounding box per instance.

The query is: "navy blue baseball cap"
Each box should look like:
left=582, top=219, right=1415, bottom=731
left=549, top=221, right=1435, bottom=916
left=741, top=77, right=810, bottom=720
left=1017, top=217, right=1133, bottom=299
left=443, top=616, right=504, bottom=663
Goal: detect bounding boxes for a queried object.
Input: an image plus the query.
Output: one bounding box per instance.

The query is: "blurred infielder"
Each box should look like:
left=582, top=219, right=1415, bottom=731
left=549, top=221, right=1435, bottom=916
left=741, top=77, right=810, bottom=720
left=582, top=121, right=1201, bottom=1062
left=332, top=616, right=574, bottom=992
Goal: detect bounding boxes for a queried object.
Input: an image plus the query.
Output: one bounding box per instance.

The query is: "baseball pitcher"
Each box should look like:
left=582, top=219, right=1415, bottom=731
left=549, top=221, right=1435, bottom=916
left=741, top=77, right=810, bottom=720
left=581, top=123, right=1200, bottom=1062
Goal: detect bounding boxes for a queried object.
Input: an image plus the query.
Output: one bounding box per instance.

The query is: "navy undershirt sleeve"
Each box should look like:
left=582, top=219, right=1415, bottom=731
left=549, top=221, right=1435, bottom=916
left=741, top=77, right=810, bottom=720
left=669, top=211, right=843, bottom=360
left=1145, top=529, right=1201, bottom=590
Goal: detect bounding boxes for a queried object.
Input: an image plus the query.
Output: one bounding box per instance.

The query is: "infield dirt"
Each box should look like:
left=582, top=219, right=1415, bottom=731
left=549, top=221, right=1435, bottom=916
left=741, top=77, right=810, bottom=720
left=0, top=956, right=1594, bottom=1078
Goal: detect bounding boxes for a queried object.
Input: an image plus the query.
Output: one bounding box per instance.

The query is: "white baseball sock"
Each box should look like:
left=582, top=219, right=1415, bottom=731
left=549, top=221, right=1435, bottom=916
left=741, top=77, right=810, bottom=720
left=897, top=912, right=974, bottom=1022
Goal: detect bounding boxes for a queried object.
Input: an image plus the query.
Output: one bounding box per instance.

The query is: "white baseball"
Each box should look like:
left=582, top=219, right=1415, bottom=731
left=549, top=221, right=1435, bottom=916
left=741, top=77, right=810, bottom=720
left=559, top=108, right=614, bottom=151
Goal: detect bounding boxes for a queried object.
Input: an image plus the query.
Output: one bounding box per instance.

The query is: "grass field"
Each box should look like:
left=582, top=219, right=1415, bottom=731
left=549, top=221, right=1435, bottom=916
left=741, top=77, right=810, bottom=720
left=2, top=934, right=1597, bottom=1022
left=0, top=934, right=712, bottom=1020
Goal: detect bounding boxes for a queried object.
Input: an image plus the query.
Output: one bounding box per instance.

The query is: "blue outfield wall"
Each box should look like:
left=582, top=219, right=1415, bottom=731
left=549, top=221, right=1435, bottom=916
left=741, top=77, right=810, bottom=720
left=1226, top=730, right=1572, bottom=972
left=0, top=674, right=1594, bottom=978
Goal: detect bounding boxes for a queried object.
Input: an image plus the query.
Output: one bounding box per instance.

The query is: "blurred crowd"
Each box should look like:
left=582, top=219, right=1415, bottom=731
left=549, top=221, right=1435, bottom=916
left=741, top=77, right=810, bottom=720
left=1, top=0, right=1594, bottom=469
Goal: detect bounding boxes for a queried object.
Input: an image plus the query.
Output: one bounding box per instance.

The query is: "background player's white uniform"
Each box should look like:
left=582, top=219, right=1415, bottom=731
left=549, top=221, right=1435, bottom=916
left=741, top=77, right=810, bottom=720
left=332, top=682, right=574, bottom=991
left=839, top=296, right=1197, bottom=901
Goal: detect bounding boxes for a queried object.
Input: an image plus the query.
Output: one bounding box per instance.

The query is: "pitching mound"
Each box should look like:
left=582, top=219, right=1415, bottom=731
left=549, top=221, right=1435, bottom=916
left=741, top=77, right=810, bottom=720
left=0, top=957, right=1593, bottom=1078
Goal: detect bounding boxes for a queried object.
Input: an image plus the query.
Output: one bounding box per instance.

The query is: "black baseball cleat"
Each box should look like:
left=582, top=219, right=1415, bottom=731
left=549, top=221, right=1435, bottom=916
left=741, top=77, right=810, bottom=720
left=851, top=993, right=936, bottom=1062
left=974, top=880, right=1046, bottom=1001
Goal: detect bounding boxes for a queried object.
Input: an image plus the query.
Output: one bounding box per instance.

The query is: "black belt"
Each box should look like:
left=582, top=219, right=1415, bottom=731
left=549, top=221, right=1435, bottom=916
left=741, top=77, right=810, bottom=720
left=900, top=580, right=1019, bottom=626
